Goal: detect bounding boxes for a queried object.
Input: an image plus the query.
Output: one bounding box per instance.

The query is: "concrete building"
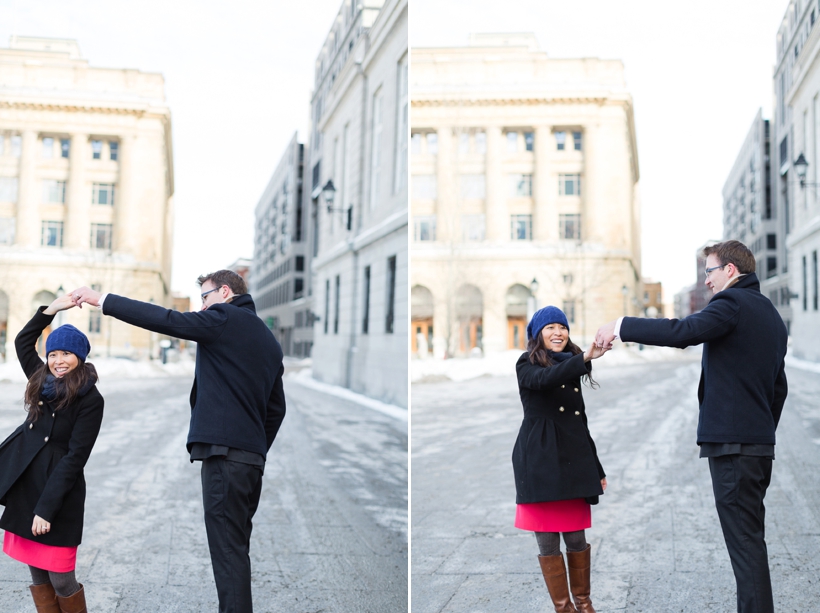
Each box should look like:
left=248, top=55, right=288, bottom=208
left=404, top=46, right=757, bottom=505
left=0, top=36, right=174, bottom=360
left=411, top=33, right=641, bottom=356
left=641, top=279, right=663, bottom=318
left=722, top=110, right=779, bottom=287
left=307, top=0, right=408, bottom=406
left=784, top=0, right=820, bottom=360
left=251, top=135, right=313, bottom=358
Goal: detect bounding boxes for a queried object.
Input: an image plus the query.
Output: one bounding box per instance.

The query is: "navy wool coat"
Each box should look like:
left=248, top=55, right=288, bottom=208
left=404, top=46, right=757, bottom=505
left=0, top=309, right=104, bottom=547
left=512, top=352, right=605, bottom=505
left=619, top=273, right=787, bottom=445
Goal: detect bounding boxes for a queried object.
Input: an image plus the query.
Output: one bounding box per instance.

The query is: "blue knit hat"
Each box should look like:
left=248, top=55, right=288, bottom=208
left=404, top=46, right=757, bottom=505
left=46, top=324, right=91, bottom=362
left=526, top=306, right=570, bottom=341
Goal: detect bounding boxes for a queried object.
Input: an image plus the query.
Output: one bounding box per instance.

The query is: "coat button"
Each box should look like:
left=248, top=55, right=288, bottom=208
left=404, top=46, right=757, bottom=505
left=574, top=388, right=579, bottom=392
left=44, top=436, right=49, bottom=442
left=52, top=413, right=55, bottom=418
left=38, top=401, right=43, bottom=406
left=561, top=385, right=565, bottom=388
left=575, top=411, right=580, bottom=415
left=29, top=424, right=33, bottom=429
left=559, top=407, right=565, bottom=412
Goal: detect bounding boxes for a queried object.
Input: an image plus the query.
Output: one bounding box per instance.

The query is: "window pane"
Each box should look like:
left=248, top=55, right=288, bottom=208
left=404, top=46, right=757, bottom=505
left=412, top=175, right=437, bottom=199
left=42, top=180, right=66, bottom=204
left=42, top=137, right=54, bottom=158
left=475, top=131, right=486, bottom=154
left=555, top=131, right=566, bottom=150
left=414, top=216, right=437, bottom=241
left=573, top=131, right=582, bottom=151
left=11, top=135, right=22, bottom=158
left=459, top=133, right=470, bottom=155
left=559, top=214, right=581, bottom=240
left=411, top=133, right=422, bottom=154
left=0, top=217, right=15, bottom=245
left=460, top=174, right=486, bottom=199
left=91, top=140, right=102, bottom=159
left=510, top=174, right=533, bottom=197
left=426, top=133, right=438, bottom=155
left=506, top=131, right=518, bottom=153
left=461, top=214, right=486, bottom=241
left=524, top=132, right=534, bottom=151
left=511, top=215, right=532, bottom=240
left=60, top=139, right=70, bottom=158
left=109, top=141, right=119, bottom=161
left=0, top=177, right=19, bottom=203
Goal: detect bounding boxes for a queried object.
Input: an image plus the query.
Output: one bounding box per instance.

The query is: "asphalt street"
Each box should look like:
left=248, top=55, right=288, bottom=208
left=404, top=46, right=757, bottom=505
left=411, top=353, right=820, bottom=613
left=0, top=373, right=408, bottom=612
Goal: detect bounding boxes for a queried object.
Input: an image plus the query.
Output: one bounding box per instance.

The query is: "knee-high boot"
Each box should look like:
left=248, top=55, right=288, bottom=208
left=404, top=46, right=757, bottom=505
left=29, top=583, right=60, bottom=613
left=55, top=584, right=87, bottom=613
left=566, top=545, right=595, bottom=613
left=537, top=554, right=578, bottom=613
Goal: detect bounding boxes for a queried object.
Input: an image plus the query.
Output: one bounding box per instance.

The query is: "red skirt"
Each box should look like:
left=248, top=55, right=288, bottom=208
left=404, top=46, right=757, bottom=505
left=515, top=498, right=591, bottom=532
left=2, top=531, right=77, bottom=572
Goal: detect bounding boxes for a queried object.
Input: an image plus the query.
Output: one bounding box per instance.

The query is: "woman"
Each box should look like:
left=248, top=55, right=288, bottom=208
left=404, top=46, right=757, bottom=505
left=512, top=306, right=608, bottom=613
left=0, top=294, right=102, bottom=613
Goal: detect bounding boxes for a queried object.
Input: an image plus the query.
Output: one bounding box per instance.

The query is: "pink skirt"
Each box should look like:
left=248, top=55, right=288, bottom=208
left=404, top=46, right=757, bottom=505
left=515, top=498, right=592, bottom=532
left=3, top=531, right=77, bottom=572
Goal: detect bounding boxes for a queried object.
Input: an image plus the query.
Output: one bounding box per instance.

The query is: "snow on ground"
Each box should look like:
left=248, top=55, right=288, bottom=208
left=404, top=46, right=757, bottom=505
left=0, top=354, right=196, bottom=383
left=411, top=344, right=702, bottom=383
left=786, top=353, right=820, bottom=373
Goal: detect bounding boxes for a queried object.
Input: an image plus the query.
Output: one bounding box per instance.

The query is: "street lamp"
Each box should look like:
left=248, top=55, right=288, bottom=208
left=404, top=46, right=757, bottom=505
left=621, top=284, right=629, bottom=317
left=526, top=277, right=539, bottom=326
left=793, top=153, right=820, bottom=189
left=321, top=179, right=352, bottom=230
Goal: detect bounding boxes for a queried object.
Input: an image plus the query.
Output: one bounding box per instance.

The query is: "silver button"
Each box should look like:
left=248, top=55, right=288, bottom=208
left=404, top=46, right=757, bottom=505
left=559, top=407, right=565, bottom=412
left=52, top=413, right=55, bottom=418
left=44, top=437, right=49, bottom=442
left=574, top=388, right=579, bottom=392
left=561, top=385, right=565, bottom=388
left=575, top=411, right=580, bottom=416
left=38, top=401, right=43, bottom=406
left=29, top=424, right=33, bottom=430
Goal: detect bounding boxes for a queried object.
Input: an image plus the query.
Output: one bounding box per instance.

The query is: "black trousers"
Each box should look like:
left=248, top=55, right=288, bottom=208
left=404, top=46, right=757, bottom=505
left=201, top=457, right=264, bottom=613
left=708, top=455, right=774, bottom=613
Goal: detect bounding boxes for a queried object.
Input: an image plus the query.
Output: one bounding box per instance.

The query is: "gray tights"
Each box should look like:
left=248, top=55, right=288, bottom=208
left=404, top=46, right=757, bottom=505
left=28, top=565, right=81, bottom=598
left=535, top=530, right=587, bottom=557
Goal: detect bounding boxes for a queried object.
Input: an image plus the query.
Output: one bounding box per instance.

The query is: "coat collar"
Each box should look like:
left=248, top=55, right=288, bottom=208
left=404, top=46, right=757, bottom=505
left=710, top=272, right=760, bottom=303
left=227, top=293, right=256, bottom=313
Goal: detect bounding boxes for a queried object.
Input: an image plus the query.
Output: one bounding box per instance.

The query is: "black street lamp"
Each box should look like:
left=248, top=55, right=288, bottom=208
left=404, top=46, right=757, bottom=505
left=321, top=179, right=352, bottom=230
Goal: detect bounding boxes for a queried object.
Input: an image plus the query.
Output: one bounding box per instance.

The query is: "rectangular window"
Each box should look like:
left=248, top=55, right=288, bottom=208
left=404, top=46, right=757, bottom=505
left=394, top=55, right=408, bottom=194
left=334, top=275, right=340, bottom=334
left=0, top=177, right=19, bottom=203
left=460, top=174, right=486, bottom=199
left=42, top=137, right=54, bottom=158
left=555, top=131, right=566, bottom=150
left=0, top=217, right=15, bottom=245
left=506, top=131, right=518, bottom=153
left=524, top=132, right=534, bottom=151
left=91, top=140, right=102, bottom=160
left=109, top=141, right=119, bottom=161
left=559, top=214, right=581, bottom=240
left=42, top=180, right=66, bottom=204
left=780, top=136, right=788, bottom=167
left=814, top=250, right=818, bottom=311
left=563, top=300, right=576, bottom=324
left=90, top=223, right=113, bottom=250
left=92, top=183, right=116, bottom=205
left=385, top=256, right=396, bottom=334
left=475, top=131, right=486, bottom=154
left=414, top=216, right=436, bottom=241
left=426, top=133, right=438, bottom=155
left=510, top=173, right=533, bottom=197
left=295, top=255, right=304, bottom=272
left=60, top=139, right=70, bottom=158
left=411, top=174, right=437, bottom=199
left=559, top=174, right=581, bottom=196
left=511, top=214, right=532, bottom=241
left=767, top=233, right=777, bottom=250
left=411, top=133, right=422, bottom=155
left=573, top=131, right=582, bottom=151
left=458, top=133, right=470, bottom=155
left=294, top=277, right=304, bottom=298
left=803, top=255, right=808, bottom=311
left=362, top=265, right=371, bottom=334
left=767, top=256, right=777, bottom=279
left=11, top=135, right=21, bottom=158
left=461, top=214, right=486, bottom=241
left=370, top=88, right=384, bottom=210
left=324, top=280, right=330, bottom=334
left=41, top=221, right=63, bottom=247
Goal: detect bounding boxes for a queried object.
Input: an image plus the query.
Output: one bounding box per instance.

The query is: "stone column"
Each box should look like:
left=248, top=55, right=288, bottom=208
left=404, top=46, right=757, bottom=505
left=15, top=130, right=39, bottom=248
left=534, top=125, right=553, bottom=241
left=114, top=134, right=135, bottom=255
left=582, top=122, right=608, bottom=247
left=435, top=128, right=454, bottom=243
left=64, top=133, right=88, bottom=250
left=485, top=126, right=505, bottom=242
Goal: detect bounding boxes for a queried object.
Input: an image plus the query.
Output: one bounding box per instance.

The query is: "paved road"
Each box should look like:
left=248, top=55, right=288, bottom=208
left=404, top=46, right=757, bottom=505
left=0, top=374, right=407, bottom=612
left=411, top=354, right=820, bottom=612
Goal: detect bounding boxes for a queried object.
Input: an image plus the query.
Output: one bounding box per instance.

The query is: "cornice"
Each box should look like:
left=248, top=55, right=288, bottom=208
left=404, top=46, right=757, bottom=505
left=411, top=96, right=614, bottom=107
left=0, top=99, right=169, bottom=118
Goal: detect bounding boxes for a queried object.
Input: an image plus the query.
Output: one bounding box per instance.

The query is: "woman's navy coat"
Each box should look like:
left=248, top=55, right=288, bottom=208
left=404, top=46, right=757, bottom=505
left=0, top=309, right=104, bottom=547
left=512, top=351, right=605, bottom=505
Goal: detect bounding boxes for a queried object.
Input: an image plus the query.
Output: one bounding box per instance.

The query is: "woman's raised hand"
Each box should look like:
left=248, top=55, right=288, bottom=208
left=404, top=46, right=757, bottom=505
left=43, top=293, right=78, bottom=316
left=584, top=341, right=611, bottom=362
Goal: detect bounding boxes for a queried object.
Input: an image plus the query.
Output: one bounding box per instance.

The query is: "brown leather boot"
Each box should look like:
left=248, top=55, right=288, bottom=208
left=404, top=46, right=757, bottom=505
left=29, top=583, right=60, bottom=613
left=55, top=584, right=87, bottom=613
left=537, top=554, right=578, bottom=613
left=566, top=545, right=596, bottom=613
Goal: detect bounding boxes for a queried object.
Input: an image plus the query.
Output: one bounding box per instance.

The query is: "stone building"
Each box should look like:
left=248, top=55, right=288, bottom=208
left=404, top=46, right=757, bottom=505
left=410, top=33, right=641, bottom=356
left=251, top=134, right=312, bottom=357
left=306, top=0, right=408, bottom=406
left=784, top=0, right=820, bottom=361
left=0, top=37, right=174, bottom=360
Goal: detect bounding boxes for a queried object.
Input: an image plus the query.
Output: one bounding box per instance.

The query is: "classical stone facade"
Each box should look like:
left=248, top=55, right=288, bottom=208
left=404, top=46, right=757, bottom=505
left=784, top=3, right=820, bottom=361
left=411, top=34, right=641, bottom=356
left=251, top=134, right=313, bottom=358
left=307, top=0, right=408, bottom=406
left=0, top=37, right=174, bottom=360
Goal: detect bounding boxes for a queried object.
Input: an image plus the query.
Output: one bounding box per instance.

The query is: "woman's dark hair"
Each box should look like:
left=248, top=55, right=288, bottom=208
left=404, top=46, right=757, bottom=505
left=24, top=360, right=98, bottom=422
left=527, top=332, right=598, bottom=389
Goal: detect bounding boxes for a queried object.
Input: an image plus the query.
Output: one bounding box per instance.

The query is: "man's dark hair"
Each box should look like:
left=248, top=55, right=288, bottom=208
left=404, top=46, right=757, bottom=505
left=197, top=270, right=248, bottom=295
left=701, top=240, right=756, bottom=275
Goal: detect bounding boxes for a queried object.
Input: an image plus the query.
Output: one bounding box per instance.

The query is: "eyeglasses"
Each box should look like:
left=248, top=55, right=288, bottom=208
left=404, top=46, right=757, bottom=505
left=704, top=264, right=726, bottom=277
left=201, top=287, right=221, bottom=302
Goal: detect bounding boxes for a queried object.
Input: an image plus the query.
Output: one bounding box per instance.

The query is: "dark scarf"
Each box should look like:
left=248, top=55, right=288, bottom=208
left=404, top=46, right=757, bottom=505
left=41, top=366, right=97, bottom=401
left=547, top=350, right=574, bottom=363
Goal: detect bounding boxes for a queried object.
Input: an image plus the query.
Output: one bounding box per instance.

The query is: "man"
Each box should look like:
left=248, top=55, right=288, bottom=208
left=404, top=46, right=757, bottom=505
left=73, top=270, right=285, bottom=613
left=595, top=240, right=787, bottom=613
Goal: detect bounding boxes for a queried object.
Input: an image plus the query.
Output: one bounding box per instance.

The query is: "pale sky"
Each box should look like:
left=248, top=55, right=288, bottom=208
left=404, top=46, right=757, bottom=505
left=410, top=0, right=788, bottom=299
left=0, top=0, right=342, bottom=304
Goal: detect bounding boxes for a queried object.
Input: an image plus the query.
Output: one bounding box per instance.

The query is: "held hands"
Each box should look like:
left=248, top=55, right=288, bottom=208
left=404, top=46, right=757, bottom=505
left=583, top=341, right=611, bottom=362
left=70, top=286, right=102, bottom=309
left=43, top=293, right=79, bottom=316
left=31, top=515, right=51, bottom=537
left=595, top=320, right=618, bottom=348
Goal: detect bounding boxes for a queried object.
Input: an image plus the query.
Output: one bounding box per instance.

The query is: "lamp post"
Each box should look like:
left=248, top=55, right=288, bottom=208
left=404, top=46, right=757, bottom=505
left=321, top=179, right=352, bottom=230
left=526, top=277, right=539, bottom=324
left=621, top=284, right=629, bottom=317
left=55, top=285, right=65, bottom=329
